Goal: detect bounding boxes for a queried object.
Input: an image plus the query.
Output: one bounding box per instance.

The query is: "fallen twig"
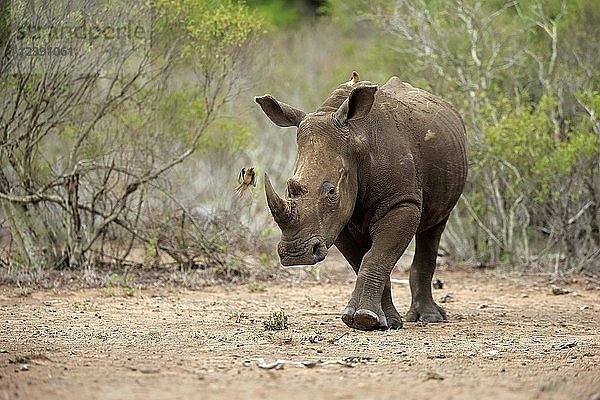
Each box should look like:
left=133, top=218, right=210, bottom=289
left=556, top=340, right=577, bottom=350
left=256, top=356, right=372, bottom=370
left=329, top=331, right=349, bottom=344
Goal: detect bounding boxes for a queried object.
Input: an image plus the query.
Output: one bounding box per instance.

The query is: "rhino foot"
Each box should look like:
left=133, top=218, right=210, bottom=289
left=341, top=307, right=388, bottom=331
left=405, top=300, right=447, bottom=323
left=383, top=307, right=403, bottom=329
left=341, top=306, right=355, bottom=328
left=354, top=309, right=387, bottom=330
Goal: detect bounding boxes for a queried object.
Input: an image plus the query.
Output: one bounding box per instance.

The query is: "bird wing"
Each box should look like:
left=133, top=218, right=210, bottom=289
left=237, top=168, right=245, bottom=184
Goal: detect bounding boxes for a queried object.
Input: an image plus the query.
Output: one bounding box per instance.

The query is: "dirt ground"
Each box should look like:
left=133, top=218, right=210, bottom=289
left=1, top=265, right=599, bottom=400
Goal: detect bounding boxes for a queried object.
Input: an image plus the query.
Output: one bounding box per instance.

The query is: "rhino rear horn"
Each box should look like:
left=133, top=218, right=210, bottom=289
left=264, top=173, right=295, bottom=224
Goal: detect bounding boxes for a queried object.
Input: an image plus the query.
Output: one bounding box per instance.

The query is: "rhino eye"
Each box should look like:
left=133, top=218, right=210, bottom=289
left=321, top=182, right=338, bottom=203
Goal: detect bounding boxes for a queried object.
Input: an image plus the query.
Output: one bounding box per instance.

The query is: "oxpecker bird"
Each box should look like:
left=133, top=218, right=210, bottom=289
left=235, top=166, right=257, bottom=198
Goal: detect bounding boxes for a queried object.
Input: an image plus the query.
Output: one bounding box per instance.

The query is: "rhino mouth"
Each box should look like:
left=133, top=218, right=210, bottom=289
left=278, top=236, right=327, bottom=266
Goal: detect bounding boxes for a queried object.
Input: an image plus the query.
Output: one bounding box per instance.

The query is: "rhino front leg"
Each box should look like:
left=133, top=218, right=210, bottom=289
left=405, top=218, right=448, bottom=323
left=346, top=204, right=420, bottom=331
left=341, top=277, right=403, bottom=330
left=335, top=227, right=403, bottom=330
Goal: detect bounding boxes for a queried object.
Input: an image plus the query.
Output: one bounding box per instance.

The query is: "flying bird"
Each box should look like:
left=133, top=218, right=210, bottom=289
left=235, top=166, right=257, bottom=198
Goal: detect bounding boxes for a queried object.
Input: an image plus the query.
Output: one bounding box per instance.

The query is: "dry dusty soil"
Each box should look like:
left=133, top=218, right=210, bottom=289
left=1, top=267, right=599, bottom=400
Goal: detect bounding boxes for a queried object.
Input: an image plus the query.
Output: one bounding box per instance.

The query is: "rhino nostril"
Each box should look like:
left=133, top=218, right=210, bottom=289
left=312, top=241, right=326, bottom=262
left=312, top=242, right=320, bottom=258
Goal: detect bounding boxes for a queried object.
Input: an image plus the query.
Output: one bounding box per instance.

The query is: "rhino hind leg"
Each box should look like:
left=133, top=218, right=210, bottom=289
left=405, top=218, right=448, bottom=323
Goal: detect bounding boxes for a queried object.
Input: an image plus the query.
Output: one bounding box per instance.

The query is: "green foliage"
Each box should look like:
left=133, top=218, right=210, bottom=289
left=247, top=0, right=305, bottom=28
left=100, top=274, right=135, bottom=297
left=198, top=119, right=255, bottom=153
left=247, top=280, right=267, bottom=292
left=484, top=95, right=598, bottom=201
left=16, top=286, right=32, bottom=297
left=263, top=309, right=288, bottom=330
left=258, top=252, right=273, bottom=269
left=0, top=1, right=9, bottom=46
left=577, top=91, right=600, bottom=118
left=154, top=0, right=262, bottom=63
left=152, top=1, right=261, bottom=154
left=155, top=87, right=206, bottom=148
left=143, top=235, right=159, bottom=268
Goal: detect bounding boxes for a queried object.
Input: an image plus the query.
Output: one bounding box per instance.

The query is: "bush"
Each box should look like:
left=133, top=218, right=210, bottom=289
left=0, top=0, right=264, bottom=271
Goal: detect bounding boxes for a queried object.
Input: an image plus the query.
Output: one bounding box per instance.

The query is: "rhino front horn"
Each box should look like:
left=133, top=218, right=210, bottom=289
left=264, top=173, right=294, bottom=224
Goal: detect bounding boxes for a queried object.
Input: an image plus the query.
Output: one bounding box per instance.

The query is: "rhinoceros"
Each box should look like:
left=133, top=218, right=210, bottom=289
left=255, top=72, right=468, bottom=331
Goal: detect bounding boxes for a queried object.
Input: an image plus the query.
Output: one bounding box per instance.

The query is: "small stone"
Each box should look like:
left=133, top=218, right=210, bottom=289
left=552, top=286, right=571, bottom=295
left=432, top=279, right=444, bottom=289
left=425, top=371, right=444, bottom=380
left=440, top=293, right=454, bottom=303
left=427, top=354, right=447, bottom=359
left=139, top=368, right=160, bottom=374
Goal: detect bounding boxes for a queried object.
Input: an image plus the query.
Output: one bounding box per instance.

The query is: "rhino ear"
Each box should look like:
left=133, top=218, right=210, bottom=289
left=335, top=85, right=378, bottom=124
left=255, top=95, right=306, bottom=127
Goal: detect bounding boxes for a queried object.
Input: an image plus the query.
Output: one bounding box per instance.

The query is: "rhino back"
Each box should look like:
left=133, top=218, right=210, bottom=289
left=370, top=77, right=468, bottom=231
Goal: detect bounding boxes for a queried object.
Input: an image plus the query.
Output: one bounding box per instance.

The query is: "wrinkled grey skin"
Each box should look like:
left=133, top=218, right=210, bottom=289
left=255, top=74, right=468, bottom=331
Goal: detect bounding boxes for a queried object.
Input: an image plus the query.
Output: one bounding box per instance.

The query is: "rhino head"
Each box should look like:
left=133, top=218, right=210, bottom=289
left=255, top=79, right=378, bottom=266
